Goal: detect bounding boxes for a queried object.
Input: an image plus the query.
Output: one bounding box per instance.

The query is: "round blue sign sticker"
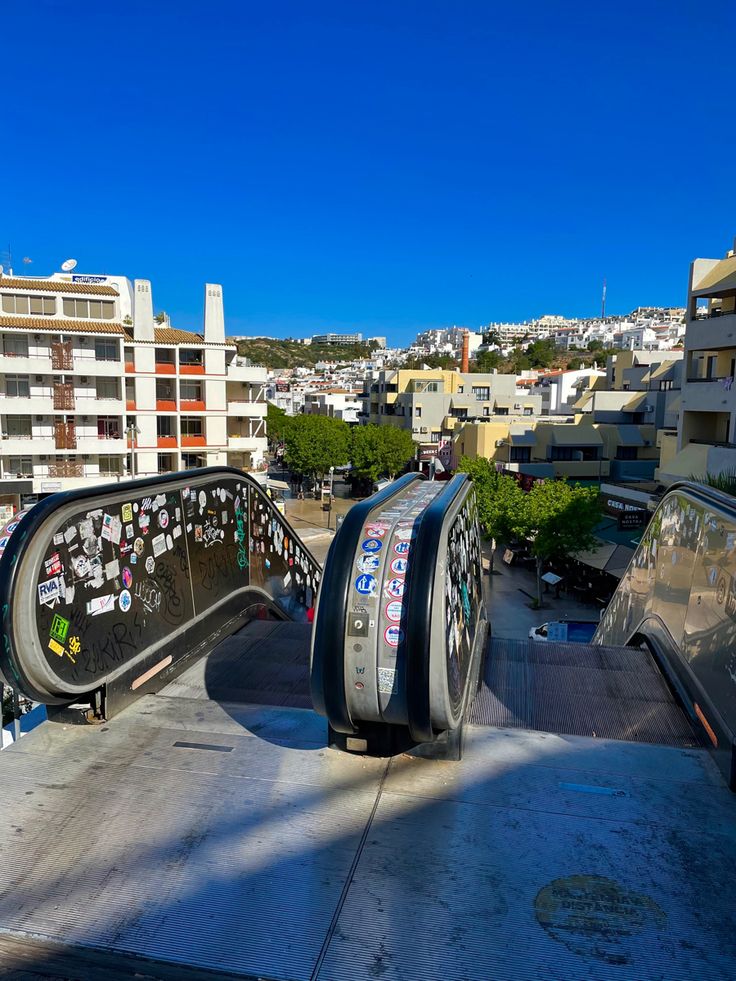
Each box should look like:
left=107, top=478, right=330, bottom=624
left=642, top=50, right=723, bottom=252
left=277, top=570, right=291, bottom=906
left=355, top=574, right=377, bottom=596
left=393, top=540, right=411, bottom=556
left=362, top=538, right=383, bottom=554
left=357, top=553, right=381, bottom=573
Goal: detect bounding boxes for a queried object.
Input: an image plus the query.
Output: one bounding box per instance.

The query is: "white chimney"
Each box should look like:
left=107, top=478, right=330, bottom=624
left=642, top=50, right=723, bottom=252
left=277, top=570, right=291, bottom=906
left=133, top=279, right=154, bottom=342
left=204, top=283, right=225, bottom=344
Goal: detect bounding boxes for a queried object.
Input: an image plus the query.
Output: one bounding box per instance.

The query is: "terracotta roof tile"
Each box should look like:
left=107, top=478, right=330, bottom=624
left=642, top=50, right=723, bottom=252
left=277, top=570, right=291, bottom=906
left=0, top=314, right=125, bottom=335
left=121, top=326, right=235, bottom=347
left=0, top=276, right=119, bottom=296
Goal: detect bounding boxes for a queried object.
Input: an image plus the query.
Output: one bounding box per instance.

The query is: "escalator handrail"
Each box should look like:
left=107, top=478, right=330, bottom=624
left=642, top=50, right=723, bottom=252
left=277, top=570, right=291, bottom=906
left=0, top=466, right=320, bottom=694
left=403, top=473, right=471, bottom=743
left=311, top=471, right=424, bottom=731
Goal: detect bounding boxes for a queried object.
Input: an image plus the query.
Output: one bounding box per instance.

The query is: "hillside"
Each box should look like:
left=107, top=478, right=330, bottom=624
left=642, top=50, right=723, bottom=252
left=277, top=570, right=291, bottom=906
left=234, top=337, right=378, bottom=369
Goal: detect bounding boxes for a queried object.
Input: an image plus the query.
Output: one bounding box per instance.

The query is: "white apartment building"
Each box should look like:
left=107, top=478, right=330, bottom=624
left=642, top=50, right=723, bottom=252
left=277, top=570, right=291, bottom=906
left=0, top=272, right=267, bottom=512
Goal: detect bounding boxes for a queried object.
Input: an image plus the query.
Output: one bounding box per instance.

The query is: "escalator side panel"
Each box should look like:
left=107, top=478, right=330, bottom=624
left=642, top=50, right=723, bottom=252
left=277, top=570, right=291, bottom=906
left=1, top=467, right=321, bottom=709
left=595, top=480, right=736, bottom=787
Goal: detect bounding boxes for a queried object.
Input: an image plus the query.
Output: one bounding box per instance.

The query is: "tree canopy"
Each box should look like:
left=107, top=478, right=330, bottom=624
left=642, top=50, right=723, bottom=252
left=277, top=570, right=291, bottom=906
left=266, top=402, right=289, bottom=444
left=457, top=457, right=525, bottom=544
left=283, top=415, right=351, bottom=479
left=351, top=425, right=415, bottom=481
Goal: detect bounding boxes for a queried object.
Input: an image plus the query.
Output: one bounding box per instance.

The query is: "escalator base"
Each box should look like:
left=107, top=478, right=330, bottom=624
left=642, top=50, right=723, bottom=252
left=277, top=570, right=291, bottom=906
left=470, top=637, right=704, bottom=748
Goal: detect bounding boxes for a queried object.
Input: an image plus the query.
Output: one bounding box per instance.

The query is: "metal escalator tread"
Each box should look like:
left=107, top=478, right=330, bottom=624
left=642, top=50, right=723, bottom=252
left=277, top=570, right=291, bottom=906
left=470, top=637, right=705, bottom=748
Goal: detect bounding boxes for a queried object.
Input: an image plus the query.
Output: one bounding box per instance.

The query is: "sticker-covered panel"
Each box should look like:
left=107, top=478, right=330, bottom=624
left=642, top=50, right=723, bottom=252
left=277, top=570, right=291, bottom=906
left=444, top=489, right=483, bottom=715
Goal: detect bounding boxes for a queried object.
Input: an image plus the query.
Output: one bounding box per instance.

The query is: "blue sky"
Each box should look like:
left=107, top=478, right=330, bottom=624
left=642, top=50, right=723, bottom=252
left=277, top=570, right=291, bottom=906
left=3, top=2, right=735, bottom=344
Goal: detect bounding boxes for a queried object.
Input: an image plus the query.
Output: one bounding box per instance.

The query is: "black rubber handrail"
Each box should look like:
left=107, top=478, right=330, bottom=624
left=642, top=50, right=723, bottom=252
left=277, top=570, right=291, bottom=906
left=403, top=473, right=471, bottom=743
left=311, top=472, right=424, bottom=732
left=0, top=466, right=320, bottom=696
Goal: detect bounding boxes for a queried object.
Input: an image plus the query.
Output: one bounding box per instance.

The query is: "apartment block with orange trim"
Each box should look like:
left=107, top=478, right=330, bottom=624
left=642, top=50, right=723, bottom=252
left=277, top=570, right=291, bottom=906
left=0, top=271, right=266, bottom=515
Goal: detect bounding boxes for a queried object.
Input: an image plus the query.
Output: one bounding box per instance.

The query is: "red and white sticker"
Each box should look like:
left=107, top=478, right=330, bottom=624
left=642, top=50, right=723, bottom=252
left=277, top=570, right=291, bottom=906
left=393, top=540, right=411, bottom=556
left=365, top=523, right=389, bottom=538
left=390, top=557, right=409, bottom=576
left=384, top=577, right=406, bottom=599
left=384, top=624, right=404, bottom=648
left=385, top=601, right=403, bottom=622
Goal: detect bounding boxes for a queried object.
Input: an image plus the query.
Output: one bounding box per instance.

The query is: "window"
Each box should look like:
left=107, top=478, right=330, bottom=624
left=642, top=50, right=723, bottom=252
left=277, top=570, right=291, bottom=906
left=182, top=452, right=205, bottom=469
left=8, top=456, right=32, bottom=476
left=472, top=386, right=490, bottom=401
left=510, top=446, right=531, bottom=463
left=154, top=347, right=175, bottom=364
left=523, top=407, right=534, bottom=416
left=97, top=416, right=121, bottom=439
left=3, top=334, right=28, bottom=357
left=414, top=406, right=422, bottom=417
left=96, top=378, right=118, bottom=400
left=6, top=416, right=32, bottom=437
left=179, top=349, right=203, bottom=366
left=2, top=294, right=55, bottom=315
left=659, top=380, right=673, bottom=391
left=98, top=455, right=122, bottom=476
left=180, top=380, right=202, bottom=401
left=62, top=298, right=115, bottom=319
left=483, top=406, right=490, bottom=416
left=156, top=380, right=175, bottom=400
left=95, top=339, right=119, bottom=362
left=157, top=416, right=174, bottom=437
left=6, top=374, right=30, bottom=398
left=430, top=431, right=441, bottom=443
left=180, top=416, right=203, bottom=437
left=495, top=406, right=509, bottom=416
left=550, top=446, right=600, bottom=461
left=615, top=446, right=638, bottom=460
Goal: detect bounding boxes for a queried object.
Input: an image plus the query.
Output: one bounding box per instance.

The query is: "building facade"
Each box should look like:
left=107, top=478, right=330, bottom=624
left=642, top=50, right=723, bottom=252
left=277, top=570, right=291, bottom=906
left=0, top=272, right=266, bottom=513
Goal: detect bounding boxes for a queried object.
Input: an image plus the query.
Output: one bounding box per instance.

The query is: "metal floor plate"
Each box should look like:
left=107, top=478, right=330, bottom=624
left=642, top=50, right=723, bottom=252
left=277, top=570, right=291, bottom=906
left=471, top=637, right=704, bottom=747
left=0, top=623, right=734, bottom=980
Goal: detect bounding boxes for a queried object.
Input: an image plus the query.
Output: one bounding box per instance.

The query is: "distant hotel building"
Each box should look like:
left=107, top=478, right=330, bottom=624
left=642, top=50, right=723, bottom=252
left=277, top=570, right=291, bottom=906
left=312, top=332, right=363, bottom=345
left=0, top=271, right=266, bottom=514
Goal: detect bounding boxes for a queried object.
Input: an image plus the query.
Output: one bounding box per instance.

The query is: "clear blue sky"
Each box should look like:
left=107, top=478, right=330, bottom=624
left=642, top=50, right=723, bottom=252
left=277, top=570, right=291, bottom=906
left=4, top=1, right=735, bottom=344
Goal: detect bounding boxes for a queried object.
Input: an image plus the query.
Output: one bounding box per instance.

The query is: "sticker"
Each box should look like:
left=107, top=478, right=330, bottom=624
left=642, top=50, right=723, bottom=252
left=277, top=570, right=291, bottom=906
left=71, top=554, right=90, bottom=580
left=38, top=578, right=61, bottom=606
left=155, top=493, right=166, bottom=507
left=87, top=594, right=116, bottom=616
left=378, top=666, right=397, bottom=692
left=365, top=524, right=389, bottom=538
left=393, top=540, right=411, bottom=556
left=104, top=559, right=120, bottom=581
left=165, top=533, right=173, bottom=551
left=134, top=537, right=145, bottom=556
left=121, top=503, right=133, bottom=523
left=45, top=553, right=62, bottom=576
left=395, top=526, right=416, bottom=540
left=130, top=553, right=137, bottom=565
left=362, top=538, right=383, bottom=554
left=357, top=554, right=381, bottom=573
left=384, top=626, right=404, bottom=648
left=101, top=513, right=122, bottom=545
left=173, top=525, right=182, bottom=539
left=126, top=524, right=134, bottom=539
left=159, top=509, right=170, bottom=529
left=68, top=636, right=81, bottom=657
left=53, top=533, right=64, bottom=546
left=63, top=525, right=77, bottom=544
left=199, top=491, right=207, bottom=508
left=355, top=574, right=377, bottom=596
left=385, top=578, right=406, bottom=599
left=194, top=526, right=203, bottom=541
left=385, top=601, right=404, bottom=623
left=390, top=557, right=409, bottom=576
left=119, top=589, right=132, bottom=612
left=152, top=533, right=167, bottom=557
left=122, top=566, right=133, bottom=589
left=145, top=555, right=155, bottom=574
left=48, top=638, right=65, bottom=657
left=49, top=614, right=70, bottom=644
left=139, top=513, right=151, bottom=532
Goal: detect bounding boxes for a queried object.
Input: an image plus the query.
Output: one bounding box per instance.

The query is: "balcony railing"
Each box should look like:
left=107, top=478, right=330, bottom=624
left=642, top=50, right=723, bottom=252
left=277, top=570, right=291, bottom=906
left=48, top=461, right=83, bottom=478
left=686, top=376, right=734, bottom=387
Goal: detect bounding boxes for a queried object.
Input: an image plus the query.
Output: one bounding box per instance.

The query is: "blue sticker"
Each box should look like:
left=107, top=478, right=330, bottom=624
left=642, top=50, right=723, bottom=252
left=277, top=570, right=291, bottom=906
left=393, top=540, right=411, bottom=556
left=362, top=538, right=383, bottom=553
left=355, top=574, right=377, bottom=596
left=358, top=554, right=380, bottom=572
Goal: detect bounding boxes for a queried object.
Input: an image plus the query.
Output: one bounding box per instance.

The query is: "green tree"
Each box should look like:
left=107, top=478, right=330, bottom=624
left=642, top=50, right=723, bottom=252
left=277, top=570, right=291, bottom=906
left=587, top=339, right=603, bottom=352
left=457, top=457, right=526, bottom=571
left=351, top=425, right=416, bottom=481
left=284, top=415, right=351, bottom=483
left=506, top=347, right=531, bottom=373
left=513, top=479, right=601, bottom=605
left=473, top=350, right=502, bottom=373
left=483, top=330, right=501, bottom=347
left=266, top=402, right=289, bottom=445
left=526, top=339, right=556, bottom=368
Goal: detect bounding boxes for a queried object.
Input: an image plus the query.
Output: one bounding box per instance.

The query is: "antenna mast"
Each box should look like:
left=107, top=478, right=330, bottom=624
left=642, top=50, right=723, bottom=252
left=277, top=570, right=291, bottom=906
left=601, top=277, right=607, bottom=319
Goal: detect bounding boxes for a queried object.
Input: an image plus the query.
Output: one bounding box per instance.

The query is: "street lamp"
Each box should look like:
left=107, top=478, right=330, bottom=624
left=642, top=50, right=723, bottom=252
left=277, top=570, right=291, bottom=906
left=326, top=465, right=335, bottom=530
left=125, top=422, right=141, bottom=480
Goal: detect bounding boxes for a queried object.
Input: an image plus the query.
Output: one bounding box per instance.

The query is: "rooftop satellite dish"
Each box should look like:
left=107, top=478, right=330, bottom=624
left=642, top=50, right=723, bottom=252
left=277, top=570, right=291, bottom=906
left=61, top=258, right=78, bottom=272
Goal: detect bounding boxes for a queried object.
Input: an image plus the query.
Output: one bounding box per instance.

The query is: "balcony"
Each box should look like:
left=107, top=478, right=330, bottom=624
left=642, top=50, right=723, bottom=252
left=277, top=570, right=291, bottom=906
left=157, top=436, right=178, bottom=448
left=682, top=377, right=736, bottom=411
left=181, top=435, right=206, bottom=447
left=48, top=461, right=84, bottom=478
left=687, top=312, right=736, bottom=352
left=180, top=400, right=206, bottom=412
left=125, top=361, right=135, bottom=373
left=52, top=384, right=75, bottom=411
left=156, top=400, right=177, bottom=411
left=227, top=401, right=267, bottom=417
left=228, top=434, right=267, bottom=450
left=155, top=362, right=176, bottom=375
left=126, top=399, right=136, bottom=411
left=54, top=423, right=77, bottom=450
left=179, top=364, right=205, bottom=375
left=51, top=342, right=74, bottom=371
left=1, top=436, right=55, bottom=454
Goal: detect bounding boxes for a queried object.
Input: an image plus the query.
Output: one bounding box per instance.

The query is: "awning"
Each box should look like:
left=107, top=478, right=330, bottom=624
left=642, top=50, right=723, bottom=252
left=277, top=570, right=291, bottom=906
left=548, top=426, right=603, bottom=446
left=692, top=254, right=736, bottom=297
left=623, top=392, right=648, bottom=412
left=616, top=425, right=645, bottom=446
left=266, top=478, right=290, bottom=491
left=574, top=540, right=617, bottom=570
left=508, top=424, right=536, bottom=446
left=606, top=545, right=636, bottom=578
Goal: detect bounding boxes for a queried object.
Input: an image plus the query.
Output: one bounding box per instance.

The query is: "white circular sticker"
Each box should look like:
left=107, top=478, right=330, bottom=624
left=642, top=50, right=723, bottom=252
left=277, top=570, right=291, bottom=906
left=385, top=601, right=403, bottom=623
left=119, top=589, right=132, bottom=612
left=384, top=577, right=406, bottom=599
left=365, top=524, right=388, bottom=538
left=159, top=509, right=169, bottom=529
left=357, top=553, right=380, bottom=573
left=198, top=490, right=207, bottom=508
left=384, top=625, right=404, bottom=648
left=145, top=555, right=155, bottom=574
left=390, top=557, right=409, bottom=576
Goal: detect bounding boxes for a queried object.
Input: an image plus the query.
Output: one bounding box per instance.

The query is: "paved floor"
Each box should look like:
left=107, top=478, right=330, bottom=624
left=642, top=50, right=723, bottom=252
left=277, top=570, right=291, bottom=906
left=486, top=547, right=603, bottom=640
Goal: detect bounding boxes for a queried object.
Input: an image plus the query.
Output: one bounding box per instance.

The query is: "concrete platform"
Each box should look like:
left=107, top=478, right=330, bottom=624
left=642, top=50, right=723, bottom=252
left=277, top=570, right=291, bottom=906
left=0, top=622, right=734, bottom=980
